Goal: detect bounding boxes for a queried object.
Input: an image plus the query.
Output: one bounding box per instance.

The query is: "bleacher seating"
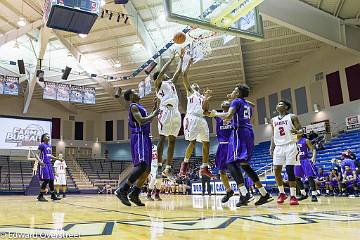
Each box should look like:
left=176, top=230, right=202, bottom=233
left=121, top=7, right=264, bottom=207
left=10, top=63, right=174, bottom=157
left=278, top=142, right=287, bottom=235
left=77, top=158, right=132, bottom=187
left=0, top=155, right=78, bottom=194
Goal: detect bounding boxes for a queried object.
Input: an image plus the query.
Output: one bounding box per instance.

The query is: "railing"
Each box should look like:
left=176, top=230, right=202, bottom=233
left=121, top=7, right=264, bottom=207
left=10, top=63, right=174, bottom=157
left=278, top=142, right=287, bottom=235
left=68, top=154, right=93, bottom=186
left=255, top=162, right=273, bottom=178
left=0, top=173, right=11, bottom=191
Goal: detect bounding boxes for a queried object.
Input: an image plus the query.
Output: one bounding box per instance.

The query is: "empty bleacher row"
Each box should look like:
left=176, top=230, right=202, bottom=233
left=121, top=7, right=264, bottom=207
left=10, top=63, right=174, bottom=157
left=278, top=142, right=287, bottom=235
left=0, top=156, right=78, bottom=193
left=76, top=158, right=132, bottom=188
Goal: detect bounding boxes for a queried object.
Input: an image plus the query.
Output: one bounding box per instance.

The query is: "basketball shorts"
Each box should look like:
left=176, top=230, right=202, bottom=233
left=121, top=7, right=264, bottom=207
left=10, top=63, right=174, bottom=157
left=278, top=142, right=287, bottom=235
left=158, top=105, right=181, bottom=137
left=295, top=159, right=316, bottom=178
left=54, top=174, right=67, bottom=185
left=273, top=142, right=300, bottom=166
left=183, top=114, right=209, bottom=142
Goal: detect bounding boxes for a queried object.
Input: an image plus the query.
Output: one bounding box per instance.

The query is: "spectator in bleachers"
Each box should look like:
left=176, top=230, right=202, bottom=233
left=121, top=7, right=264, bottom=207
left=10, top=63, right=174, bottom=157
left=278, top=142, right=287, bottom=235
left=331, top=158, right=342, bottom=173
left=328, top=168, right=342, bottom=196
left=105, top=182, right=113, bottom=194
left=200, top=168, right=211, bottom=196
left=342, top=165, right=359, bottom=197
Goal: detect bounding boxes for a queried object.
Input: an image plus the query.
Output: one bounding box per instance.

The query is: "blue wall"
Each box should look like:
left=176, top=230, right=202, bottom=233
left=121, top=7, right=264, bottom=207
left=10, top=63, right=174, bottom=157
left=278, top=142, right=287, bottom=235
left=104, top=137, right=219, bottom=161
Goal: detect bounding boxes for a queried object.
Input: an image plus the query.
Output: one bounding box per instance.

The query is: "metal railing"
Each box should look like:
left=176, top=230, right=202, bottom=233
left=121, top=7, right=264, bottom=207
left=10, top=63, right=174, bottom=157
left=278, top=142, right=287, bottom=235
left=255, top=162, right=273, bottom=178
left=68, top=154, right=93, bottom=186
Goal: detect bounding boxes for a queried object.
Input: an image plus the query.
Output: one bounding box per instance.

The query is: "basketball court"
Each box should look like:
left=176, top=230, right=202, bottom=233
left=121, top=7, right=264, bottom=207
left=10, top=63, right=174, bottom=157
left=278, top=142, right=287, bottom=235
left=1, top=0, right=360, bottom=239
left=1, top=195, right=360, bottom=239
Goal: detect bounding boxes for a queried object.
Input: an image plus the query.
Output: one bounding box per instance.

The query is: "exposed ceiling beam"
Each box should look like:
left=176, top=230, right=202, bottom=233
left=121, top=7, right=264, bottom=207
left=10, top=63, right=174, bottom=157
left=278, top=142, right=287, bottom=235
left=259, top=0, right=360, bottom=54
left=123, top=0, right=158, bottom=57
left=345, top=18, right=360, bottom=25
left=0, top=19, right=43, bottom=47
left=23, top=26, right=51, bottom=114
left=53, top=30, right=126, bottom=109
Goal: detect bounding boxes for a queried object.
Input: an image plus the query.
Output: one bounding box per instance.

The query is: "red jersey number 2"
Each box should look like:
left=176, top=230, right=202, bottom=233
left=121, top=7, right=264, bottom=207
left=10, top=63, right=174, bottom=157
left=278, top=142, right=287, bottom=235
left=279, top=127, right=285, bottom=136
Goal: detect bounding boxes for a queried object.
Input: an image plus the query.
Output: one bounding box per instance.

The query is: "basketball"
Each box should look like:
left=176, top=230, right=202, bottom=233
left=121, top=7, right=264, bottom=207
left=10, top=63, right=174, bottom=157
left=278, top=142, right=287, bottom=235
left=173, top=32, right=186, bottom=44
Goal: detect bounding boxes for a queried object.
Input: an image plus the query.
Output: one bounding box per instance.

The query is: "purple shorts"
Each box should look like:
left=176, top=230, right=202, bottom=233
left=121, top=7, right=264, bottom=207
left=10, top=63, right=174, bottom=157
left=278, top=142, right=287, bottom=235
left=130, top=133, right=152, bottom=167
left=294, top=159, right=316, bottom=178
left=329, top=180, right=339, bottom=187
left=38, top=163, right=54, bottom=181
left=216, top=143, right=228, bottom=171
left=227, top=128, right=254, bottom=164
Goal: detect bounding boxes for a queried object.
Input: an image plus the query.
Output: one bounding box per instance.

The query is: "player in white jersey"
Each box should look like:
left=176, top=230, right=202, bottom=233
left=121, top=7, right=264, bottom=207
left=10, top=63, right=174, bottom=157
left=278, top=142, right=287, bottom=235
left=153, top=49, right=184, bottom=178
left=54, top=153, right=67, bottom=198
left=146, top=144, right=162, bottom=201
left=270, top=100, right=303, bottom=206
left=178, top=58, right=213, bottom=178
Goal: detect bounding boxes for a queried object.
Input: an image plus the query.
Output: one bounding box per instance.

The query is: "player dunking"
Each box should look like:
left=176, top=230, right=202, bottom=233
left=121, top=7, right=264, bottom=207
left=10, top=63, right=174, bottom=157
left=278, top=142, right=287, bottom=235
left=115, top=89, right=160, bottom=207
left=294, top=133, right=318, bottom=202
left=153, top=50, right=184, bottom=177
left=146, top=142, right=162, bottom=201
left=270, top=100, right=303, bottom=205
left=179, top=58, right=213, bottom=177
left=210, top=84, right=273, bottom=206
left=35, top=134, right=61, bottom=202
left=54, top=153, right=67, bottom=198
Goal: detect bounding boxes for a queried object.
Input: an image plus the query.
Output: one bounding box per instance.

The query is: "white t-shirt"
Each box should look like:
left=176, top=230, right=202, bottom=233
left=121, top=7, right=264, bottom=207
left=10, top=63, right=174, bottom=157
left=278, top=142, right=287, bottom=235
left=272, top=114, right=296, bottom=146
left=54, top=160, right=67, bottom=174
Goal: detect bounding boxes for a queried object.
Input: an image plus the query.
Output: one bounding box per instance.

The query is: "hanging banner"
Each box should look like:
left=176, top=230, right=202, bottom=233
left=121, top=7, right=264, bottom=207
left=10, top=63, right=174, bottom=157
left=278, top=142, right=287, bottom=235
left=4, top=76, right=19, bottom=96
left=138, top=80, right=145, bottom=98
left=0, top=75, right=4, bottom=95
left=70, top=85, right=84, bottom=103
left=346, top=115, right=360, bottom=130
left=144, top=75, right=152, bottom=96
left=182, top=44, right=205, bottom=72
left=57, top=83, right=70, bottom=102
left=83, top=87, right=96, bottom=104
left=43, top=81, right=57, bottom=100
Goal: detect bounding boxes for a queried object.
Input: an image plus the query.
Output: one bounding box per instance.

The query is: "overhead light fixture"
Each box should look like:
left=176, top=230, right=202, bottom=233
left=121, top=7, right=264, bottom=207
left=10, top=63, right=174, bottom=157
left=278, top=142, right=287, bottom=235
left=109, top=12, right=113, bottom=20
left=114, top=61, right=121, bottom=68
left=78, top=33, right=88, bottom=38
left=101, top=0, right=106, bottom=7
left=101, top=10, right=104, bottom=18
left=13, top=40, right=20, bottom=49
left=117, top=14, right=121, bottom=22
left=314, top=104, right=320, bottom=113
left=124, top=16, right=129, bottom=24
left=17, top=17, right=27, bottom=27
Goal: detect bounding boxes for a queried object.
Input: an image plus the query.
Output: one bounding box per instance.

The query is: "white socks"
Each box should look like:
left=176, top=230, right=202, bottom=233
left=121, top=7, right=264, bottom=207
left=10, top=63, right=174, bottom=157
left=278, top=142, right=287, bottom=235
left=239, top=186, right=248, bottom=196
left=278, top=185, right=285, bottom=194
left=312, top=191, right=317, bottom=196
left=258, top=187, right=267, bottom=196
left=300, top=189, right=306, bottom=196
left=290, top=187, right=296, bottom=197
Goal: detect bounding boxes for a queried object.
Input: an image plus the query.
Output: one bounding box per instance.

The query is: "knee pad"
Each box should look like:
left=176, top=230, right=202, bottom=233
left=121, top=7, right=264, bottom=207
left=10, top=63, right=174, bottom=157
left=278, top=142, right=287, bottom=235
left=241, top=164, right=259, bottom=183
left=226, top=162, right=244, bottom=185
left=285, top=165, right=296, bottom=181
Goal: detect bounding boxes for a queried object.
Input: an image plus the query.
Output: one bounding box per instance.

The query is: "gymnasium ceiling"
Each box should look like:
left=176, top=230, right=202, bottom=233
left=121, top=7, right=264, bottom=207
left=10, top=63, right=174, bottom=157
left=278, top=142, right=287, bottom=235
left=0, top=0, right=359, bottom=113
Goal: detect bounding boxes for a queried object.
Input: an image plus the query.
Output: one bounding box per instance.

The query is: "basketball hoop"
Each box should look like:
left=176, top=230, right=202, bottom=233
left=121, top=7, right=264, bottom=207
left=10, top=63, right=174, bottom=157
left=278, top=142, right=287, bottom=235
left=187, top=26, right=216, bottom=56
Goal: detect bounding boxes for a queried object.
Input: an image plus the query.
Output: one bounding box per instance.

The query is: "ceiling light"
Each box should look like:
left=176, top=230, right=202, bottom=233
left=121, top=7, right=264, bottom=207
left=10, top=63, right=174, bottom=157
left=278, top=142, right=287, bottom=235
left=114, top=61, right=121, bottom=68
left=17, top=17, right=27, bottom=27
left=101, top=0, right=106, bottom=7
left=78, top=33, right=88, bottom=38
left=13, top=41, right=20, bottom=49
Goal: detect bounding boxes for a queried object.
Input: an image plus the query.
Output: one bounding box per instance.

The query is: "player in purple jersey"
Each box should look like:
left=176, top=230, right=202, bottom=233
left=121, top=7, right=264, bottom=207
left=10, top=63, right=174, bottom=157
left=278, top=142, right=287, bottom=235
left=294, top=134, right=318, bottom=202
left=342, top=165, right=359, bottom=196
left=115, top=89, right=160, bottom=207
left=328, top=168, right=342, bottom=195
left=315, top=167, right=330, bottom=195
left=210, top=84, right=273, bottom=207
left=35, top=133, right=62, bottom=202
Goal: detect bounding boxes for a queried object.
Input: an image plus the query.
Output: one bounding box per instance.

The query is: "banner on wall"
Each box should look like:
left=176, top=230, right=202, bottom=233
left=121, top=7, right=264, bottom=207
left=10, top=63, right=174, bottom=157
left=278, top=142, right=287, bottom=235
left=191, top=181, right=240, bottom=195
left=0, top=116, right=52, bottom=150
left=305, top=121, right=327, bottom=134
left=144, top=75, right=152, bottom=96
left=138, top=80, right=145, bottom=98
left=43, top=81, right=57, bottom=100
left=70, top=85, right=84, bottom=103
left=3, top=76, right=19, bottom=96
left=83, top=87, right=96, bottom=104
left=0, top=75, right=4, bottom=94
left=346, top=115, right=360, bottom=130
left=56, top=83, right=70, bottom=102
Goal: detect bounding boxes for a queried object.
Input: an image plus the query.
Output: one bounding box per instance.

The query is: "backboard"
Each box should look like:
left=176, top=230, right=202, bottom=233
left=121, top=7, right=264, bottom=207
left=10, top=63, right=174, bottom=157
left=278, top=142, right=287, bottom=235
left=163, top=0, right=264, bottom=41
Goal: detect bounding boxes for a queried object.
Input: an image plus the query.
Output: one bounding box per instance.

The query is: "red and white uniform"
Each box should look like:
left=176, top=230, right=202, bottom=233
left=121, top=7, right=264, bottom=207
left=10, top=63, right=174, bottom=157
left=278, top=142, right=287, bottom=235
left=184, top=90, right=209, bottom=142
left=149, top=145, right=160, bottom=189
left=157, top=80, right=181, bottom=137
left=272, top=114, right=299, bottom=166
left=54, top=160, right=67, bottom=185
